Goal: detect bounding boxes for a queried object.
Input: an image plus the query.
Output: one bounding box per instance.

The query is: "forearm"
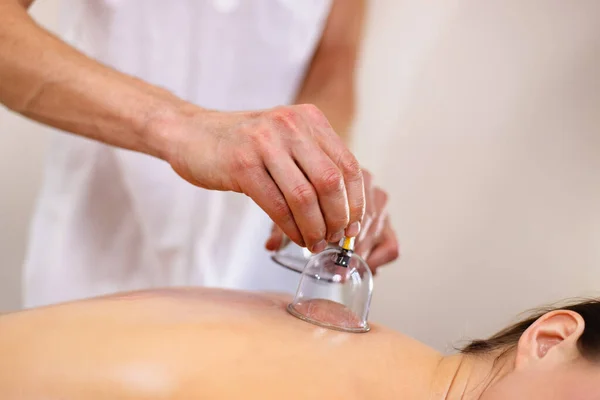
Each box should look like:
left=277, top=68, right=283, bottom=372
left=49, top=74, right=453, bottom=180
left=294, top=62, right=356, bottom=144
left=293, top=0, right=364, bottom=145
left=0, top=1, right=188, bottom=160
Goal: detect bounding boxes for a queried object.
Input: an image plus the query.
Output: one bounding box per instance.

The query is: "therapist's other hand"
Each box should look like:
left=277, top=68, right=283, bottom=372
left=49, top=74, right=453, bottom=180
left=353, top=170, right=399, bottom=274
left=161, top=104, right=365, bottom=253
left=265, top=170, right=399, bottom=274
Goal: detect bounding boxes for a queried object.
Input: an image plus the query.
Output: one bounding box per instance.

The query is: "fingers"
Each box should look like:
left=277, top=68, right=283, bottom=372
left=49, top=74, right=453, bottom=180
left=342, top=159, right=365, bottom=238
left=263, top=148, right=328, bottom=253
left=298, top=105, right=365, bottom=238
left=175, top=105, right=367, bottom=252
left=265, top=224, right=286, bottom=251
left=355, top=213, right=385, bottom=261
left=237, top=163, right=304, bottom=248
left=370, top=186, right=388, bottom=241
left=245, top=105, right=365, bottom=249
left=357, top=170, right=375, bottom=244
left=366, top=218, right=400, bottom=273
left=291, top=138, right=349, bottom=244
left=355, top=184, right=388, bottom=260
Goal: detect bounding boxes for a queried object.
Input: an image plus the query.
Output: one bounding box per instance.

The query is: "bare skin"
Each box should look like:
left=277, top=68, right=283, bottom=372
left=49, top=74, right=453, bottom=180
left=0, top=288, right=440, bottom=399
left=2, top=0, right=399, bottom=271
left=267, top=169, right=400, bottom=274
left=0, top=0, right=370, bottom=252
left=265, top=0, right=399, bottom=269
left=0, top=288, right=599, bottom=399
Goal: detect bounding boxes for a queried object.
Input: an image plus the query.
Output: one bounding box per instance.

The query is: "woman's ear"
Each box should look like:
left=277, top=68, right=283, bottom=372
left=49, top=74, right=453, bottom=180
left=514, top=310, right=585, bottom=370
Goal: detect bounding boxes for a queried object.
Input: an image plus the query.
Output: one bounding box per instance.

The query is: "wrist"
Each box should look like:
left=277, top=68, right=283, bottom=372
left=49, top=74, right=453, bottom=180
left=140, top=96, right=203, bottom=164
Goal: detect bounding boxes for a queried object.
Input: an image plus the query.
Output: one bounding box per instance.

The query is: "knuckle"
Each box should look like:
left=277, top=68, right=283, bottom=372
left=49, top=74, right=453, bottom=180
left=270, top=196, right=292, bottom=222
left=315, top=168, right=344, bottom=194
left=301, top=103, right=321, bottom=116
left=290, top=183, right=317, bottom=208
left=301, top=104, right=328, bottom=124
left=231, top=149, right=260, bottom=174
left=270, top=107, right=299, bottom=131
left=304, top=227, right=327, bottom=244
left=247, top=130, right=279, bottom=158
left=339, top=155, right=362, bottom=178
left=249, top=127, right=274, bottom=146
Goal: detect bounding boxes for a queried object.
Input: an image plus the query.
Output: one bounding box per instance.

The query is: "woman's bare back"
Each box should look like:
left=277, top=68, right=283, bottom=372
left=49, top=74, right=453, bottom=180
left=0, top=288, right=438, bottom=399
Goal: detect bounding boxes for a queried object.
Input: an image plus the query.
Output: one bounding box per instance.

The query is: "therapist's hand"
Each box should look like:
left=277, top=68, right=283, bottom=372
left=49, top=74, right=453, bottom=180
left=353, top=170, right=399, bottom=273
left=161, top=104, right=365, bottom=253
left=265, top=170, right=400, bottom=274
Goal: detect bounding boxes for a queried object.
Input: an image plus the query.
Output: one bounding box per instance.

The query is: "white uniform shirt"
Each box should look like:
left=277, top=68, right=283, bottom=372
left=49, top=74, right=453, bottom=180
left=23, top=0, right=333, bottom=307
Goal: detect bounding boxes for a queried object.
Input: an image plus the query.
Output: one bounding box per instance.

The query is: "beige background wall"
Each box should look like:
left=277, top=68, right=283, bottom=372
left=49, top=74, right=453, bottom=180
left=355, top=0, right=600, bottom=351
left=1, top=0, right=599, bottom=352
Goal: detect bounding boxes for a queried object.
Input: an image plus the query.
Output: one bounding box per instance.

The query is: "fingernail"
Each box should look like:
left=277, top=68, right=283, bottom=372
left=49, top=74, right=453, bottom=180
left=345, top=222, right=361, bottom=237
left=329, top=231, right=344, bottom=244
left=311, top=240, right=327, bottom=253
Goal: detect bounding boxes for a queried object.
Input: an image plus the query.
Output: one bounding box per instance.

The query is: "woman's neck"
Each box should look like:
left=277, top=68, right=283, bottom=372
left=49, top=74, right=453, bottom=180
left=428, top=353, right=513, bottom=399
left=354, top=327, right=507, bottom=399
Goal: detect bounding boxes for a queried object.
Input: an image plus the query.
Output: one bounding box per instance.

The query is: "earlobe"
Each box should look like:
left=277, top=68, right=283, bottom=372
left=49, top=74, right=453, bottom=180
left=515, top=310, right=585, bottom=369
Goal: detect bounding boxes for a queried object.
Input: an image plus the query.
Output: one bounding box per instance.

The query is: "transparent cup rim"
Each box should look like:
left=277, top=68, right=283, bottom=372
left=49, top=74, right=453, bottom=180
left=271, top=244, right=345, bottom=274
left=286, top=303, right=370, bottom=333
